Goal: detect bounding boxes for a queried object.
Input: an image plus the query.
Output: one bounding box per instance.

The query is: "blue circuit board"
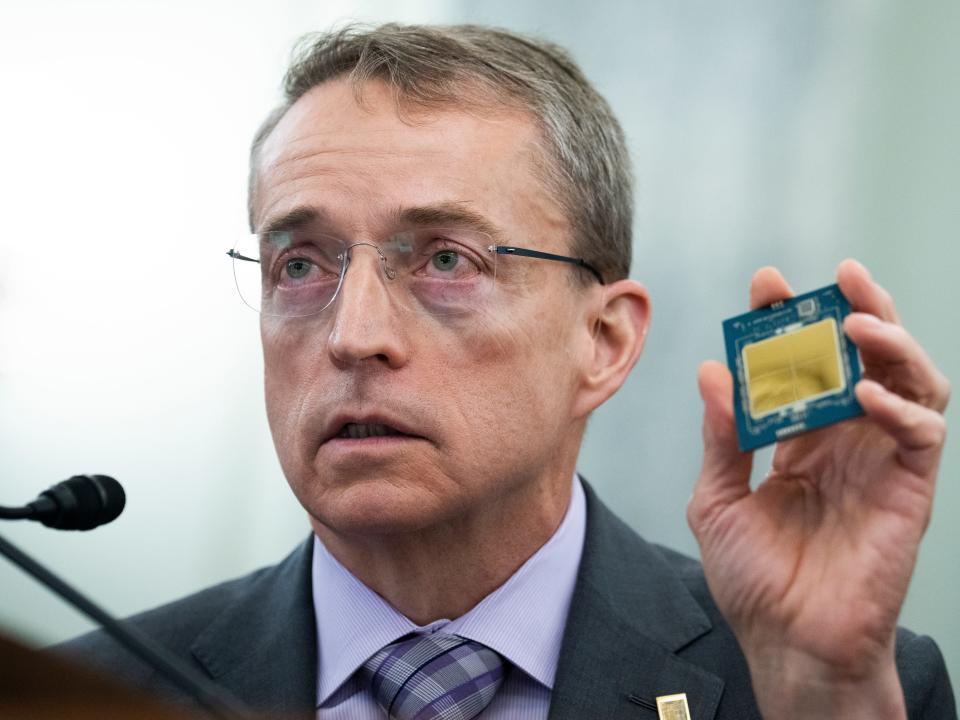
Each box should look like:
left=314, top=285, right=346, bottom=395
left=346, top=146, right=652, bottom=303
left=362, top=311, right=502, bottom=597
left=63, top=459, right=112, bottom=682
left=723, top=283, right=864, bottom=451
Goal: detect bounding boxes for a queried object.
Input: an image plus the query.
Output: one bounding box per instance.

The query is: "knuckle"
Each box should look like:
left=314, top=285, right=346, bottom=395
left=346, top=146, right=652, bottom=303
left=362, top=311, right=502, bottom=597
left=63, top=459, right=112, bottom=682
left=905, top=409, right=946, bottom=449
left=686, top=492, right=703, bottom=530
left=899, top=406, right=925, bottom=434
left=929, top=413, right=947, bottom=446
left=686, top=490, right=711, bottom=537
left=879, top=286, right=897, bottom=314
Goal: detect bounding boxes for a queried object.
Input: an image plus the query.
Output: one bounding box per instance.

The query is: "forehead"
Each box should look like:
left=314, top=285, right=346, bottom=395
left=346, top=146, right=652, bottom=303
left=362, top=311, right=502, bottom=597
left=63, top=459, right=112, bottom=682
left=252, top=78, right=569, bottom=250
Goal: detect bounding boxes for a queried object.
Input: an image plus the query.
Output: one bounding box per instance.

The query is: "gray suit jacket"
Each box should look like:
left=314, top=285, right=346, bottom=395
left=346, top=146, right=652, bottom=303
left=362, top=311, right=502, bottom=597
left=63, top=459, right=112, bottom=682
left=60, top=483, right=956, bottom=719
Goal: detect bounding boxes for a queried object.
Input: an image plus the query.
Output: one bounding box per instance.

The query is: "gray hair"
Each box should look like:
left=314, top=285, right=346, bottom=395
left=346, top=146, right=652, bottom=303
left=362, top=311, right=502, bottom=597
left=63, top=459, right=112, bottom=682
left=249, top=23, right=633, bottom=282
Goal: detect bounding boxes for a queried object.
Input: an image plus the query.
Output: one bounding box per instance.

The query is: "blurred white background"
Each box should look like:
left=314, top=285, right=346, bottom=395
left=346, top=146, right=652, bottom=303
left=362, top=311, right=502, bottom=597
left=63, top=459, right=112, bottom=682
left=1, top=0, right=957, bottom=699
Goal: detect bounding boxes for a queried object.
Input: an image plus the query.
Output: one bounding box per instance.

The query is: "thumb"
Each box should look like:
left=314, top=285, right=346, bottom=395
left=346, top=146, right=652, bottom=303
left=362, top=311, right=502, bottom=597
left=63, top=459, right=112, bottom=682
left=688, top=361, right=753, bottom=535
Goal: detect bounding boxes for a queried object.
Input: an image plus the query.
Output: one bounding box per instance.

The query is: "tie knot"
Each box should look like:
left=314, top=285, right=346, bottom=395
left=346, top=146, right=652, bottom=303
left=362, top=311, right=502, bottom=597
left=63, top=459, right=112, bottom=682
left=362, top=633, right=505, bottom=720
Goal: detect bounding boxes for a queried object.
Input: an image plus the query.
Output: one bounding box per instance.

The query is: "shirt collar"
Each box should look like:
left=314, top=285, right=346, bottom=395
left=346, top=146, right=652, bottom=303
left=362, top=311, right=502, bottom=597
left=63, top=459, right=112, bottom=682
left=311, top=475, right=586, bottom=704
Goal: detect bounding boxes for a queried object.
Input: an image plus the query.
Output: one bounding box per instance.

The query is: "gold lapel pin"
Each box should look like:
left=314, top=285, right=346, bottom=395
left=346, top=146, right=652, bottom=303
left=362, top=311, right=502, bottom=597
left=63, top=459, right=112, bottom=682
left=656, top=692, right=691, bottom=720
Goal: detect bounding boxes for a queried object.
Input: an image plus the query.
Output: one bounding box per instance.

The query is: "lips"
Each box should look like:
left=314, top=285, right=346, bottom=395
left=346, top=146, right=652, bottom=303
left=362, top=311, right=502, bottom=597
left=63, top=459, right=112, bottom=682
left=338, top=422, right=405, bottom=439
left=322, top=413, right=426, bottom=444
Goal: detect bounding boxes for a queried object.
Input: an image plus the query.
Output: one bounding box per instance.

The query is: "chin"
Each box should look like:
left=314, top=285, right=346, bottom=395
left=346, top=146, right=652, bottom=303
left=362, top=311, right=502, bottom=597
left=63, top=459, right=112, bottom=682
left=294, top=472, right=464, bottom=538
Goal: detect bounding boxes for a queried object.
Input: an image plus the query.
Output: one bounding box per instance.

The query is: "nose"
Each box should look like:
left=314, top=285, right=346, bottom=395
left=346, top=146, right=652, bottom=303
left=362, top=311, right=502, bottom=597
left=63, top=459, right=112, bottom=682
left=326, top=243, right=410, bottom=369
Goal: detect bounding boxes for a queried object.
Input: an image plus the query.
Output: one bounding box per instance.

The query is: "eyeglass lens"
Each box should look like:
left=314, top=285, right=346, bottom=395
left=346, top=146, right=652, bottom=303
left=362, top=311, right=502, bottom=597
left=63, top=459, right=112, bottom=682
left=231, top=228, right=498, bottom=319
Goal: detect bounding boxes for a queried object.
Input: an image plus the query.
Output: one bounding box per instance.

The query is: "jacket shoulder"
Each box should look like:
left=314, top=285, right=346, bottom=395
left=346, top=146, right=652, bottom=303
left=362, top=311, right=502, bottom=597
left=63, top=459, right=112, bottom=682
left=51, top=544, right=305, bottom=691
left=895, top=628, right=958, bottom=718
left=57, top=564, right=272, bottom=652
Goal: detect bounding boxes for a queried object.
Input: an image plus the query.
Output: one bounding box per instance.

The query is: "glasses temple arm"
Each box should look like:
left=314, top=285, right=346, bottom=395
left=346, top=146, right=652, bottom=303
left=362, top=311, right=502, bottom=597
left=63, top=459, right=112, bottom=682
left=494, top=246, right=605, bottom=285
left=226, top=249, right=260, bottom=264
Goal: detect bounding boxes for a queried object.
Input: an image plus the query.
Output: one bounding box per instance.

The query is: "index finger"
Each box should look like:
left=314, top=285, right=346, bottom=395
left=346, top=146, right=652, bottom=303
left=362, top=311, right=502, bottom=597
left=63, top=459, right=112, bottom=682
left=749, top=266, right=794, bottom=310
left=837, top=258, right=900, bottom=324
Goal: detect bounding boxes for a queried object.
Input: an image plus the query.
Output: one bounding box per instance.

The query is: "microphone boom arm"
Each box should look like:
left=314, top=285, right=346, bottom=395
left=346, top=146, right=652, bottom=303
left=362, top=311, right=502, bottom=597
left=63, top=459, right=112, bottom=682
left=0, top=533, right=257, bottom=720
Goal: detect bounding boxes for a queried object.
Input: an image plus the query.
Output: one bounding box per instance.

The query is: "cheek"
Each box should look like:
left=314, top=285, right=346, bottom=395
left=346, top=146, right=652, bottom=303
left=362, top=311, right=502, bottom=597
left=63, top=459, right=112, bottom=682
left=259, top=296, right=583, bottom=489
left=470, top=292, right=582, bottom=380
left=438, top=302, right=581, bottom=448
left=261, top=320, right=320, bottom=470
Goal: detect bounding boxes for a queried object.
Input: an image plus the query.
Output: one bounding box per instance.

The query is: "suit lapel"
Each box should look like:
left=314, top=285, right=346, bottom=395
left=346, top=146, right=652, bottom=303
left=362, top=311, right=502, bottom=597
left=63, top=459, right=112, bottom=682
left=190, top=538, right=317, bottom=720
left=180, top=484, right=726, bottom=720
left=549, top=482, right=724, bottom=720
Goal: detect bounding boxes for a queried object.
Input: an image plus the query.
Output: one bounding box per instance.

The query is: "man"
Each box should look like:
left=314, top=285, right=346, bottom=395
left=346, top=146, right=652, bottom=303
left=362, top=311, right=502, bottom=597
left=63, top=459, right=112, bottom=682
left=63, top=23, right=954, bottom=719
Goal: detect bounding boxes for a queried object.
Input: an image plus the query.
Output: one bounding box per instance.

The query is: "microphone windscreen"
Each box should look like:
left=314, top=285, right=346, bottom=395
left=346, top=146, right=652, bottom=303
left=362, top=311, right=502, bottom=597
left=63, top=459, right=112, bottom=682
left=39, top=475, right=126, bottom=530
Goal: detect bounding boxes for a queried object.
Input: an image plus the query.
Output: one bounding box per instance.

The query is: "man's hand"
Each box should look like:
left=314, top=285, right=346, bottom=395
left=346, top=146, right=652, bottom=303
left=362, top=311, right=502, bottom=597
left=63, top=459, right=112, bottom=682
left=688, top=260, right=950, bottom=719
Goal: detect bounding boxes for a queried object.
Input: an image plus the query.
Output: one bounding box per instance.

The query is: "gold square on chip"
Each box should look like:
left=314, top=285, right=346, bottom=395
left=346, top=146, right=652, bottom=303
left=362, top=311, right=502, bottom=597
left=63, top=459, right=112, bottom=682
left=656, top=693, right=692, bottom=720
left=742, top=318, right=845, bottom=419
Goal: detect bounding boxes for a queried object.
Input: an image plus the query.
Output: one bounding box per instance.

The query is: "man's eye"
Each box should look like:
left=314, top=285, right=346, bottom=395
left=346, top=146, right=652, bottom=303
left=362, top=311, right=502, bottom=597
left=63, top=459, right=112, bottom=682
left=285, top=258, right=313, bottom=279
left=431, top=250, right=460, bottom=272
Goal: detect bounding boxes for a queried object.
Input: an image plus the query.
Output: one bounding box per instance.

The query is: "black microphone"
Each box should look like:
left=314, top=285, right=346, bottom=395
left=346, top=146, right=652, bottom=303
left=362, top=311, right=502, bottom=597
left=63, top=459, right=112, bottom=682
left=0, top=475, right=126, bottom=530
left=0, top=477, right=257, bottom=720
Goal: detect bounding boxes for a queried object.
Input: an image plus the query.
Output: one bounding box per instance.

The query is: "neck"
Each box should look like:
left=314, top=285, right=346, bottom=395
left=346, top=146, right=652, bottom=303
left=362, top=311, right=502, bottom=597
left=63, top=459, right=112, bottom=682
left=312, top=473, right=574, bottom=625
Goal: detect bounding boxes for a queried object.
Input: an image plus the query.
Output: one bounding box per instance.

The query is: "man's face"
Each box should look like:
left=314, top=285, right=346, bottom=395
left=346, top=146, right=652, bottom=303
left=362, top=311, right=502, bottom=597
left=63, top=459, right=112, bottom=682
left=254, top=78, right=599, bottom=536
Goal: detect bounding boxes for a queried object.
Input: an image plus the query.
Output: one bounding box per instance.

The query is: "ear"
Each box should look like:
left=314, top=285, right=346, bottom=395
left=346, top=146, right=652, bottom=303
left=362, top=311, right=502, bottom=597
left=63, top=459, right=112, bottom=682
left=572, top=279, right=651, bottom=418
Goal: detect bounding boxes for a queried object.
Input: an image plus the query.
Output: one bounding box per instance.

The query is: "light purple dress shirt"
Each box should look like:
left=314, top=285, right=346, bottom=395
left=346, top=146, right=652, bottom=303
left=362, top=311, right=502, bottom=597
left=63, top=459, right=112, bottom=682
left=312, top=476, right=587, bottom=719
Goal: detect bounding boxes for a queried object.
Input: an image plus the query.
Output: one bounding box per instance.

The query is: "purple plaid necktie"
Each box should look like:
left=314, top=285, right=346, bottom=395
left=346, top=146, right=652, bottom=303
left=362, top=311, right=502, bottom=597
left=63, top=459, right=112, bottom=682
left=362, top=633, right=505, bottom=720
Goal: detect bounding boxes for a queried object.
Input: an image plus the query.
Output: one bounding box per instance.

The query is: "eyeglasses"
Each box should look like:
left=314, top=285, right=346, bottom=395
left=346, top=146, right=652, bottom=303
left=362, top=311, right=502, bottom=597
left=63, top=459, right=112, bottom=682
left=226, top=227, right=604, bottom=319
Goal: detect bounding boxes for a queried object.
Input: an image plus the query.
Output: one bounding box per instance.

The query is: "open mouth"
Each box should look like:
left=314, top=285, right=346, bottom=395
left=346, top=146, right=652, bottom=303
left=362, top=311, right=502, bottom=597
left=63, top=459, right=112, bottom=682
left=335, top=422, right=413, bottom=440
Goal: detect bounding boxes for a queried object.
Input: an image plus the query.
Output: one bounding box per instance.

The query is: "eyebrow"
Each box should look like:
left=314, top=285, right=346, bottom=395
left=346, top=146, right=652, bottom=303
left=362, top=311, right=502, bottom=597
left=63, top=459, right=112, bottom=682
left=396, top=203, right=501, bottom=239
left=258, top=202, right=502, bottom=240
left=258, top=206, right=322, bottom=235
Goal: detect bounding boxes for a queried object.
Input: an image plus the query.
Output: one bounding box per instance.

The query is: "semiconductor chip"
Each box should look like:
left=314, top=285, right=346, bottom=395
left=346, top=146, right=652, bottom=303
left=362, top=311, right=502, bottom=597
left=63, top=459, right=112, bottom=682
left=723, top=284, right=864, bottom=451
